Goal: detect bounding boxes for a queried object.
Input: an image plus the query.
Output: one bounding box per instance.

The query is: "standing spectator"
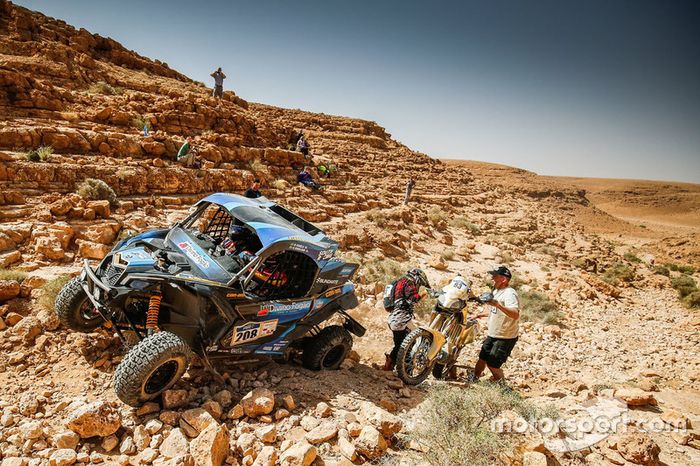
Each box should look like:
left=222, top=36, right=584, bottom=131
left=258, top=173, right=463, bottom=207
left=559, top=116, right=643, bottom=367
left=177, top=137, right=196, bottom=167
left=210, top=67, right=226, bottom=98
left=244, top=179, right=263, bottom=199
left=471, top=266, right=520, bottom=383
left=296, top=134, right=310, bottom=158
left=404, top=177, right=416, bottom=205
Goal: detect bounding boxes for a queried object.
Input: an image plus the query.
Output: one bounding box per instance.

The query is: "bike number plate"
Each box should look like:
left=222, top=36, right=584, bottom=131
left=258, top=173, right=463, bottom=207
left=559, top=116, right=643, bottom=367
left=231, top=320, right=278, bottom=345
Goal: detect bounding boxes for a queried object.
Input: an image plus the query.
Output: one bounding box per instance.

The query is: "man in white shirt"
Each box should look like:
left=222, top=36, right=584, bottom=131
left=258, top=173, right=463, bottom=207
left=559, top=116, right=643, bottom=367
left=473, top=266, right=520, bottom=382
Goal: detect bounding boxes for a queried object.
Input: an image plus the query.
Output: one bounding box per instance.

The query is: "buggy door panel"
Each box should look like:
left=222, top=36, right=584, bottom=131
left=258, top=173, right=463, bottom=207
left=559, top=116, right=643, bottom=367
left=243, top=243, right=319, bottom=299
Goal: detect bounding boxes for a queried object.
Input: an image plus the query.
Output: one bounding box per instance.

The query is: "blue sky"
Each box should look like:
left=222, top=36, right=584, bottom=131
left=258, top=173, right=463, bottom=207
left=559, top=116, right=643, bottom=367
left=14, top=0, right=700, bottom=183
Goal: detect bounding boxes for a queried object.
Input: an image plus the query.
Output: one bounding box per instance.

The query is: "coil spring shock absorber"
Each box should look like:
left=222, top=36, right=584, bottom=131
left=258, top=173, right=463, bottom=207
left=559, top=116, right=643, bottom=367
left=146, top=292, right=162, bottom=334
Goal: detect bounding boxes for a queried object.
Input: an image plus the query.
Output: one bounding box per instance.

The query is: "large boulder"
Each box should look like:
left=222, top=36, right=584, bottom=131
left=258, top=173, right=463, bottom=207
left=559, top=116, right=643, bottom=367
left=240, top=388, right=275, bottom=418
left=0, top=280, right=21, bottom=302
left=354, top=425, right=387, bottom=460
left=615, top=388, right=656, bottom=407
left=64, top=401, right=121, bottom=438
left=359, top=402, right=403, bottom=436
left=189, top=423, right=229, bottom=466
left=617, top=432, right=660, bottom=466
left=159, top=428, right=190, bottom=459
left=180, top=408, right=217, bottom=436
left=279, top=442, right=316, bottom=466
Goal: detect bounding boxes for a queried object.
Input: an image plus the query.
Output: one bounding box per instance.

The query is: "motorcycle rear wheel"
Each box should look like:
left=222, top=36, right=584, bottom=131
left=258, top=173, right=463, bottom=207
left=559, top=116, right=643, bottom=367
left=396, top=328, right=434, bottom=385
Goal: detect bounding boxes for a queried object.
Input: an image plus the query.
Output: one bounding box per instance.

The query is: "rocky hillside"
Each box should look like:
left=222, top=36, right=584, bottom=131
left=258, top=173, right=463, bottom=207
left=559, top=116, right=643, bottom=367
left=1, top=1, right=699, bottom=466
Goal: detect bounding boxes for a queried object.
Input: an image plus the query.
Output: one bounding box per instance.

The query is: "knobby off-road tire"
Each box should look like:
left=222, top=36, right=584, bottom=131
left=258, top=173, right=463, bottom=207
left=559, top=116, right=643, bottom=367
left=396, top=328, right=434, bottom=385
left=302, top=325, right=353, bottom=370
left=114, top=331, right=191, bottom=407
left=55, top=277, right=102, bottom=332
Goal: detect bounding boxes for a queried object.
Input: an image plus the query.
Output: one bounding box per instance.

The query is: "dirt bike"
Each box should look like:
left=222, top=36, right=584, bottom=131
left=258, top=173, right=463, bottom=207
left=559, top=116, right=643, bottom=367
left=396, top=277, right=492, bottom=385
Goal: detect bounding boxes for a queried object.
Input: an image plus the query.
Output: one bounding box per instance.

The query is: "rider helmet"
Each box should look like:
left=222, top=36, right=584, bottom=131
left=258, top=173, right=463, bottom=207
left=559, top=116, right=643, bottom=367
left=407, top=268, right=430, bottom=288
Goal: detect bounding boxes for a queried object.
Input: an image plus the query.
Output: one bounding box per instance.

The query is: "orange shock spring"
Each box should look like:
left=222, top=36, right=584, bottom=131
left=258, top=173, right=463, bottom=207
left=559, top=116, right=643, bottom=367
left=146, top=293, right=162, bottom=330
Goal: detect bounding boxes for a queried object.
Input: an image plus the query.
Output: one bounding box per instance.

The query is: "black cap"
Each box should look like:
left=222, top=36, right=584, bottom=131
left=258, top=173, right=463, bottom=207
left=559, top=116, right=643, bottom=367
left=488, top=266, right=512, bottom=279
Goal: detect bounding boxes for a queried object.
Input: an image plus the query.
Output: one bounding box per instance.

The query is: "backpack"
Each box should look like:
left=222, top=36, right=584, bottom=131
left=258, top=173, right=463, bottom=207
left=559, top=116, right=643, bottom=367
left=383, top=279, right=403, bottom=312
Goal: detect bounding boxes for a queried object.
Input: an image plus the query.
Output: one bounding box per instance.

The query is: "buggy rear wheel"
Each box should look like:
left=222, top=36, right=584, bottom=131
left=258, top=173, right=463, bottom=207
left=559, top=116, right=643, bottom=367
left=114, top=331, right=191, bottom=407
left=396, top=328, right=434, bottom=385
left=55, top=277, right=103, bottom=332
left=302, top=325, right=352, bottom=370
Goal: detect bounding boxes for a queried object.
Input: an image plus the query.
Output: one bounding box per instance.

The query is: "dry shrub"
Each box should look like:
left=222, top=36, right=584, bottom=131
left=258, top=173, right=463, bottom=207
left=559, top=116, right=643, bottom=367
left=440, top=249, right=455, bottom=261
left=365, top=209, right=388, bottom=227
left=684, top=291, right=700, bottom=308
left=248, top=158, right=269, bottom=175
left=665, top=263, right=696, bottom=274
left=38, top=275, right=71, bottom=311
left=76, top=178, right=119, bottom=206
left=412, top=384, right=546, bottom=466
left=427, top=206, right=447, bottom=226
left=272, top=179, right=289, bottom=190
left=0, top=268, right=27, bottom=282
left=671, top=275, right=697, bottom=299
left=450, top=215, right=480, bottom=234
left=600, top=263, right=635, bottom=286
left=362, top=257, right=404, bottom=284
left=519, top=291, right=561, bottom=325
left=88, top=81, right=124, bottom=95
left=132, top=115, right=151, bottom=131
left=24, top=145, right=53, bottom=162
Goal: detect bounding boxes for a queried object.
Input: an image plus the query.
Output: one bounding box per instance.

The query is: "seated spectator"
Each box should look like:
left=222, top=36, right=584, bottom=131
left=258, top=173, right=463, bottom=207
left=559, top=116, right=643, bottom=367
left=244, top=179, right=263, bottom=199
left=177, top=137, right=197, bottom=168
left=296, top=135, right=310, bottom=158
left=298, top=166, right=321, bottom=190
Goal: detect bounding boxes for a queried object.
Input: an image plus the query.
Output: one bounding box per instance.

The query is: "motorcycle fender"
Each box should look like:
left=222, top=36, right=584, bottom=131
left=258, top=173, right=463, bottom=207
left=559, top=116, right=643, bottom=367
left=420, top=326, right=447, bottom=361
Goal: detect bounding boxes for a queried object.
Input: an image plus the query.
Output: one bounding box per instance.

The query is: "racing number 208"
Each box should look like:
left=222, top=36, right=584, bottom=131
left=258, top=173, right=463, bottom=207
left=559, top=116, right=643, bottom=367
left=235, top=328, right=258, bottom=342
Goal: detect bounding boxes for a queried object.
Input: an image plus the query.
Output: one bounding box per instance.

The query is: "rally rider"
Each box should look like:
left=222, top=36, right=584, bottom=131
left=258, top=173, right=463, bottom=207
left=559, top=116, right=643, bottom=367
left=384, top=268, right=431, bottom=371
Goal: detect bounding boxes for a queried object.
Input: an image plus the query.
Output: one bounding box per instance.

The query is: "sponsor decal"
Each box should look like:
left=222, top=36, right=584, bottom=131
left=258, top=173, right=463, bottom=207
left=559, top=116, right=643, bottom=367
left=339, top=266, right=355, bottom=277
left=231, top=319, right=278, bottom=345
left=288, top=243, right=310, bottom=253
left=121, top=249, right=151, bottom=261
left=259, top=300, right=312, bottom=316
left=257, top=341, right=290, bottom=354
left=324, top=288, right=341, bottom=298
left=317, top=277, right=340, bottom=285
left=178, top=241, right=210, bottom=269
left=227, top=292, right=245, bottom=299
left=317, top=249, right=335, bottom=261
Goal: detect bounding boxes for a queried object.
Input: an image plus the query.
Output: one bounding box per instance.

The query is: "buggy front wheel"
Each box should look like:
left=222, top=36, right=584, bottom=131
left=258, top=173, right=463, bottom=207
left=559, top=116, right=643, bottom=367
left=55, top=277, right=103, bottom=332
left=302, top=325, right=352, bottom=370
left=114, top=331, right=191, bottom=407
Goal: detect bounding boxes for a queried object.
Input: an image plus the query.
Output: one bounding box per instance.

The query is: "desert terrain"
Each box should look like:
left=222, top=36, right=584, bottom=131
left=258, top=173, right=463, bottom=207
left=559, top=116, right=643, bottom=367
left=1, top=2, right=699, bottom=466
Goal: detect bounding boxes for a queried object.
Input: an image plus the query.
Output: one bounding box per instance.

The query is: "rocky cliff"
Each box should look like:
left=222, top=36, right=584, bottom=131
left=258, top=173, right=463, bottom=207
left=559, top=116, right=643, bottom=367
left=1, top=1, right=699, bottom=466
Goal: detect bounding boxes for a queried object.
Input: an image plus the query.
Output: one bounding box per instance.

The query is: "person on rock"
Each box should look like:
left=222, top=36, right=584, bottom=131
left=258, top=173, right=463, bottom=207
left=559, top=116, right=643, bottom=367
left=404, top=177, right=416, bottom=205
left=296, top=134, right=310, bottom=158
left=383, top=268, right=431, bottom=371
left=297, top=166, right=321, bottom=190
left=471, top=266, right=520, bottom=383
left=244, top=179, right=263, bottom=199
left=211, top=67, right=226, bottom=98
left=177, top=137, right=196, bottom=168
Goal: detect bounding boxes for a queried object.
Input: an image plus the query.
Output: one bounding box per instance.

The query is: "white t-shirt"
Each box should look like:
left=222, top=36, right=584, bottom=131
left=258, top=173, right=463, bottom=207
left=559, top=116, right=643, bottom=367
left=487, top=287, right=520, bottom=339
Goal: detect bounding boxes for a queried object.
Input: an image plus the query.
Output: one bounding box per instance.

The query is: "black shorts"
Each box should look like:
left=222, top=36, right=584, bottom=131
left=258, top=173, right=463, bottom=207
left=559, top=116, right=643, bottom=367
left=479, top=336, right=518, bottom=369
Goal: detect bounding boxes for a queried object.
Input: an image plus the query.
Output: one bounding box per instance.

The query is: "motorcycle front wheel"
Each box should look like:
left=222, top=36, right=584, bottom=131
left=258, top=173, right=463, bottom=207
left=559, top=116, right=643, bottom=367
left=396, top=328, right=434, bottom=385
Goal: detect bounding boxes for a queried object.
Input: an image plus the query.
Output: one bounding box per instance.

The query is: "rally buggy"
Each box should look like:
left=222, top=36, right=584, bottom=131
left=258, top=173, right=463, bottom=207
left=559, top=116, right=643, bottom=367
left=55, top=193, right=365, bottom=406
